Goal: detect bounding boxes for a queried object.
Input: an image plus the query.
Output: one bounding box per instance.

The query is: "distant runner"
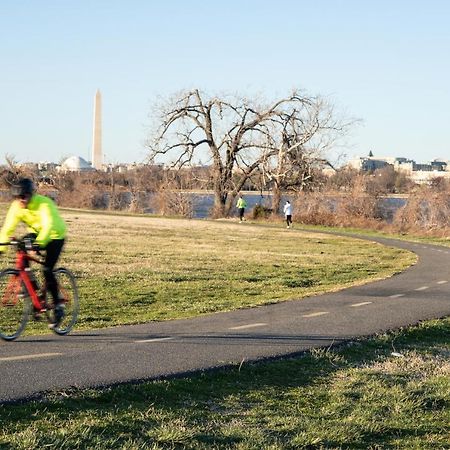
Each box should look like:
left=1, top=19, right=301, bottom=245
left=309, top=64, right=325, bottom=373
left=236, top=195, right=247, bottom=222
left=283, top=200, right=293, bottom=228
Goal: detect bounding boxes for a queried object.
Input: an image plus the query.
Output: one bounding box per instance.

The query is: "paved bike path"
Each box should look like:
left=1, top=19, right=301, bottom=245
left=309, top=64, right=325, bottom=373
left=1, top=234, right=450, bottom=403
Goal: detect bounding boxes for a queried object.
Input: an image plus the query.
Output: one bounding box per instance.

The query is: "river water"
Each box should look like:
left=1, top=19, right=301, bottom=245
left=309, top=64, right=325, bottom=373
left=146, top=192, right=407, bottom=221
left=0, top=190, right=407, bottom=221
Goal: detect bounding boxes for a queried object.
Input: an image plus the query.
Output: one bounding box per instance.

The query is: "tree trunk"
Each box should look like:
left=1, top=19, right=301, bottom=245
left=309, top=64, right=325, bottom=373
left=271, top=182, right=282, bottom=215
left=213, top=185, right=227, bottom=218
left=224, top=193, right=238, bottom=217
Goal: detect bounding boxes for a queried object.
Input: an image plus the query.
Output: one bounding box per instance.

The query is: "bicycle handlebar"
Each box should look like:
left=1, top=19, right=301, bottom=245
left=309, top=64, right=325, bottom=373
left=0, top=239, right=41, bottom=253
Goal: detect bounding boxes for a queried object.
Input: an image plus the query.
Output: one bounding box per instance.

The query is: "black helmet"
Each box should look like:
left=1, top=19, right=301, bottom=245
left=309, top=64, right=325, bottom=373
left=11, top=178, right=35, bottom=198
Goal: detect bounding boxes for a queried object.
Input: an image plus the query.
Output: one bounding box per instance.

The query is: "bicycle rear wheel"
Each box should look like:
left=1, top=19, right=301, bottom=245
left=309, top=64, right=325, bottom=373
left=0, top=269, right=31, bottom=341
left=47, top=268, right=79, bottom=335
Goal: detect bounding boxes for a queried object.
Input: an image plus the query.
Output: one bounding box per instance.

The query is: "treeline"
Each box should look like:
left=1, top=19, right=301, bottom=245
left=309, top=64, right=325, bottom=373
left=0, top=162, right=411, bottom=209
left=0, top=164, right=255, bottom=215
left=1, top=163, right=450, bottom=235
left=293, top=169, right=450, bottom=235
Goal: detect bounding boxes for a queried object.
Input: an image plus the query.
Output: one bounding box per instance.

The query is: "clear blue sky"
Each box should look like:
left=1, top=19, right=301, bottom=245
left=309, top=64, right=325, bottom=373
left=1, top=0, right=449, bottom=165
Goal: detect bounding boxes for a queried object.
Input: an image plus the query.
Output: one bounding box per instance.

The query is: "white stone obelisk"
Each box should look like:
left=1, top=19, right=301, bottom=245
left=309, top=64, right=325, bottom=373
left=92, top=89, right=102, bottom=170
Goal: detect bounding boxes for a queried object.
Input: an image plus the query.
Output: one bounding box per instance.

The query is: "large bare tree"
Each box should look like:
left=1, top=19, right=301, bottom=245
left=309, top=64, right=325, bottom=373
left=261, top=97, right=349, bottom=213
left=147, top=89, right=350, bottom=217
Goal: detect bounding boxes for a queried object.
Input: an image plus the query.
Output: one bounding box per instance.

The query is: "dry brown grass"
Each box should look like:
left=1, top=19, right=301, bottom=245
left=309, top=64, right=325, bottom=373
left=292, top=184, right=450, bottom=237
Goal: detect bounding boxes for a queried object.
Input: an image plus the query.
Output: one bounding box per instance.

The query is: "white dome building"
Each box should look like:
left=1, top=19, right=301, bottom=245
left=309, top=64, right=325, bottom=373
left=58, top=156, right=94, bottom=172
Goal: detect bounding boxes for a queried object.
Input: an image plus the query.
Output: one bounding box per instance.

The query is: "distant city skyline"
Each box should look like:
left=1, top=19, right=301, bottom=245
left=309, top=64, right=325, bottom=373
left=1, top=1, right=449, bottom=165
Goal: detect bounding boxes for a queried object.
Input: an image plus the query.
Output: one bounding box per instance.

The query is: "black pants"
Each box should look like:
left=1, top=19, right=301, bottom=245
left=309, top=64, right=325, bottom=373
left=43, top=239, right=65, bottom=303
left=238, top=208, right=245, bottom=220
left=286, top=215, right=292, bottom=226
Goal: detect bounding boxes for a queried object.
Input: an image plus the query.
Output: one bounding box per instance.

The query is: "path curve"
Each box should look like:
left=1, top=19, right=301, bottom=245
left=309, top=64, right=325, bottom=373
left=1, top=234, right=449, bottom=403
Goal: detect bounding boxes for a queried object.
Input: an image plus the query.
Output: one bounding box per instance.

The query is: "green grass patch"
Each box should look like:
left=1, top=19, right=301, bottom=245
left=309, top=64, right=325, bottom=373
left=0, top=208, right=446, bottom=448
left=0, top=209, right=416, bottom=334
left=0, top=317, right=448, bottom=449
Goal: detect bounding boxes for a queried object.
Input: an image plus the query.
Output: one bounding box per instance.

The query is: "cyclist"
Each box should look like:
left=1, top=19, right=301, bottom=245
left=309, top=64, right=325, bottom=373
left=0, top=178, right=67, bottom=326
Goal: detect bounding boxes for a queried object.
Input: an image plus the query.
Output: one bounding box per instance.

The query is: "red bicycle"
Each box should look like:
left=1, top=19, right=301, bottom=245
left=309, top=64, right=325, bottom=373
left=0, top=238, right=79, bottom=341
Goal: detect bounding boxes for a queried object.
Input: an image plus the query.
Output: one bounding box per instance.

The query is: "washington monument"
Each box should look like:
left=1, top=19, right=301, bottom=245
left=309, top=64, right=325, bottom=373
left=92, top=89, right=102, bottom=170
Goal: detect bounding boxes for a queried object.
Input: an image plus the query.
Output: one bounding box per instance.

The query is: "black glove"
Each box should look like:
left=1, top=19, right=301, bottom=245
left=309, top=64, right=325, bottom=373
left=22, top=233, right=38, bottom=251
left=23, top=237, right=34, bottom=251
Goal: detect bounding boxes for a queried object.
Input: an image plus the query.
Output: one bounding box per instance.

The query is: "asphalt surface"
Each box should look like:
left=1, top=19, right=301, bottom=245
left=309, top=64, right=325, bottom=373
left=1, top=234, right=449, bottom=403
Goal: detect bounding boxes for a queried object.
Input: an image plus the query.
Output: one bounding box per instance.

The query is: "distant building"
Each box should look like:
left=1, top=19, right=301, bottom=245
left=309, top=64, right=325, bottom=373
left=348, top=153, right=450, bottom=184
left=38, top=162, right=58, bottom=172
left=348, top=155, right=409, bottom=172
left=58, top=156, right=94, bottom=172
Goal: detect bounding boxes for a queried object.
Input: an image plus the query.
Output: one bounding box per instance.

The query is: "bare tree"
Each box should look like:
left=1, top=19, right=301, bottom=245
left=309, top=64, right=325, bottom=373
left=147, top=89, right=347, bottom=217
left=261, top=98, right=351, bottom=213
left=1, top=155, right=20, bottom=189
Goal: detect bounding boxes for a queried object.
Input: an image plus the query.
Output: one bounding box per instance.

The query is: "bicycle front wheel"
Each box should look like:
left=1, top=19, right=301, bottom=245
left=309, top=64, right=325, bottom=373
left=0, top=269, right=31, bottom=341
left=47, top=268, right=79, bottom=335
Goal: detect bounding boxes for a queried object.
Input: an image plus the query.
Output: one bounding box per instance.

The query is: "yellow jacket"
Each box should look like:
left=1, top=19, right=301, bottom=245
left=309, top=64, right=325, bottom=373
left=0, top=194, right=66, bottom=250
left=236, top=197, right=247, bottom=209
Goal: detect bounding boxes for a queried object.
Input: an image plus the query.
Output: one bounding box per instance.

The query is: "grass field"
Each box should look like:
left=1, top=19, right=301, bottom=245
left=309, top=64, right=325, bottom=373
left=0, top=317, right=448, bottom=449
left=1, top=208, right=448, bottom=449
left=0, top=208, right=416, bottom=334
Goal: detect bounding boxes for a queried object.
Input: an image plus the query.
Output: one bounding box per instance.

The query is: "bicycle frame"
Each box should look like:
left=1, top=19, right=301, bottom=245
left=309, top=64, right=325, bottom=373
left=1, top=239, right=79, bottom=340
left=14, top=246, right=44, bottom=311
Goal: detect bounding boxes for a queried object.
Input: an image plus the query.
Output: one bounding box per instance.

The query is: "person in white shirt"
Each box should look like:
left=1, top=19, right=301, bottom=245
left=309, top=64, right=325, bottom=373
left=283, top=200, right=293, bottom=228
